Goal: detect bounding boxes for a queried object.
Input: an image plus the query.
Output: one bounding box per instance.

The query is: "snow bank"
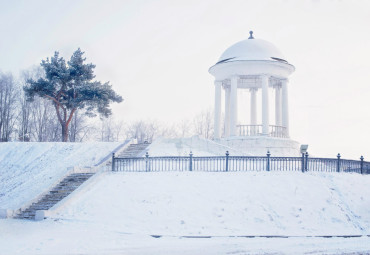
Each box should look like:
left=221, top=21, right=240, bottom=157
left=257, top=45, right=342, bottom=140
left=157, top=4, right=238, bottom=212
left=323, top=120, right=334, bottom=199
left=56, top=171, right=370, bottom=236
left=0, top=142, right=125, bottom=209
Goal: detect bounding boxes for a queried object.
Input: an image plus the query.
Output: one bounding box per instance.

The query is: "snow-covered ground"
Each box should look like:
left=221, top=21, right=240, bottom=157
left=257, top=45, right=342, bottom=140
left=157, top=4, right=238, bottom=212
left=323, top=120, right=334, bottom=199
left=56, top=172, right=370, bottom=237
left=1, top=142, right=370, bottom=254
left=1, top=219, right=370, bottom=255
left=0, top=142, right=125, bottom=209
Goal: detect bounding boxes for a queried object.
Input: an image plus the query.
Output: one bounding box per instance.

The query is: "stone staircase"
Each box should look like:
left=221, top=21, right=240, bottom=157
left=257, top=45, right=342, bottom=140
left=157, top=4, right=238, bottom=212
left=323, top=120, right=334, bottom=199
left=13, top=142, right=149, bottom=220
left=117, top=143, right=150, bottom=157
left=14, top=173, right=94, bottom=220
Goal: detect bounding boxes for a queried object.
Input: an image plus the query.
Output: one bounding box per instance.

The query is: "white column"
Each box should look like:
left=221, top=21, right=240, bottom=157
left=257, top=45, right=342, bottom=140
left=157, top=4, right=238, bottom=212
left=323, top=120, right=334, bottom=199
left=224, top=86, right=230, bottom=137
left=281, top=79, right=289, bottom=137
left=250, top=88, right=257, bottom=135
left=275, top=85, right=282, bottom=126
left=250, top=88, right=257, bottom=125
left=229, top=76, right=238, bottom=136
left=214, top=80, right=222, bottom=139
left=261, top=75, right=269, bottom=135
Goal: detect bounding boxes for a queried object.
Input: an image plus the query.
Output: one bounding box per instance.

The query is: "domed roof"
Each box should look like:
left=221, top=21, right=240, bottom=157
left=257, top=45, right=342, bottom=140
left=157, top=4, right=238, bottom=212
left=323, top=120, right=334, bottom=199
left=216, top=32, right=288, bottom=65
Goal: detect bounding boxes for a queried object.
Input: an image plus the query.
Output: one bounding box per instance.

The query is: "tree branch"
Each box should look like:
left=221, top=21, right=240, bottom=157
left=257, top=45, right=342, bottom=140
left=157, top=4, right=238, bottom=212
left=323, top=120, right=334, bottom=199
left=43, top=95, right=59, bottom=105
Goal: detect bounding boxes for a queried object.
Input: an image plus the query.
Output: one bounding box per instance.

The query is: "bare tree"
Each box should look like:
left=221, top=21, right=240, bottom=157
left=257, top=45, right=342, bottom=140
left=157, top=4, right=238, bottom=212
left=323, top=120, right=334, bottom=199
left=125, top=121, right=144, bottom=142
left=192, top=109, right=214, bottom=139
left=124, top=120, right=161, bottom=143
left=112, top=119, right=125, bottom=141
left=69, top=111, right=93, bottom=142
left=99, top=117, right=114, bottom=142
left=18, top=67, right=45, bottom=141
left=97, top=116, right=125, bottom=142
left=177, top=119, right=192, bottom=138
left=0, top=72, right=19, bottom=141
left=29, top=98, right=58, bottom=141
left=18, top=95, right=31, bottom=141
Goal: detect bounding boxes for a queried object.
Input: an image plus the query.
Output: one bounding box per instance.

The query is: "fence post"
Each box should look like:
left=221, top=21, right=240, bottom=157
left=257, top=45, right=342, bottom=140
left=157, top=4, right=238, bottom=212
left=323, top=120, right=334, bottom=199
left=360, top=155, right=364, bottom=174
left=337, top=153, right=341, bottom=173
left=112, top=153, right=115, bottom=171
left=266, top=151, right=271, bottom=172
left=301, top=152, right=305, bottom=173
left=145, top=152, right=149, bottom=172
left=189, top=151, right=193, bottom=171
left=225, top=151, right=229, bottom=172
left=305, top=152, right=309, bottom=172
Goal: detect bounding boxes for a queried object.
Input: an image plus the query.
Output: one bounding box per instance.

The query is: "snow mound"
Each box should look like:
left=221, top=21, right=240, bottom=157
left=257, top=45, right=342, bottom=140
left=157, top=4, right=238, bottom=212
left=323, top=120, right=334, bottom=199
left=57, top=171, right=370, bottom=236
left=0, top=142, right=124, bottom=209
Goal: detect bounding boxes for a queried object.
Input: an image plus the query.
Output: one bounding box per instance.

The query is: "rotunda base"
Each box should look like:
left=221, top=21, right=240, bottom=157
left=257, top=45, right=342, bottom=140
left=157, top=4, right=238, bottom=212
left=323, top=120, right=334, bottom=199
left=217, top=136, right=300, bottom=157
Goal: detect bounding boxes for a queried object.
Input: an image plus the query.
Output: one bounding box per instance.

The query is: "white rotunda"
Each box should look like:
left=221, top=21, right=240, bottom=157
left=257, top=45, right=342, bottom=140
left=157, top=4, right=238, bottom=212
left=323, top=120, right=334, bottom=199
left=209, top=31, right=300, bottom=156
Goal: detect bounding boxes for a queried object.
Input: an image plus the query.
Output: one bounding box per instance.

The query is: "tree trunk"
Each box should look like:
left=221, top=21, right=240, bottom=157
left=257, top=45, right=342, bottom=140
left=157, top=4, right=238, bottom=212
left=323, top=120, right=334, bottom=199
left=61, top=123, right=68, bottom=142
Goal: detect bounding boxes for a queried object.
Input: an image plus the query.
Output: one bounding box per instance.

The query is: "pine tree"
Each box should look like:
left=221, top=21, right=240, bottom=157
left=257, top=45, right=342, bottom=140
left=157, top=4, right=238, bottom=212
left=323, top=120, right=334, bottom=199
left=24, top=48, right=123, bottom=142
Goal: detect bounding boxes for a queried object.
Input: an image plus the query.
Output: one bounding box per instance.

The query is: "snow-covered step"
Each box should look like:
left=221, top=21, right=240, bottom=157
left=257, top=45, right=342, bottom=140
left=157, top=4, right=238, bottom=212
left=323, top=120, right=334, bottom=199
left=117, top=143, right=150, bottom=158
left=14, top=173, right=94, bottom=220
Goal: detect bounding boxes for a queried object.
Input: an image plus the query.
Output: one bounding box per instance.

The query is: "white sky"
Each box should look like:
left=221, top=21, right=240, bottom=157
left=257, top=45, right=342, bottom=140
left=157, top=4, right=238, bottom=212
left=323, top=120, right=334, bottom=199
left=1, top=0, right=370, bottom=159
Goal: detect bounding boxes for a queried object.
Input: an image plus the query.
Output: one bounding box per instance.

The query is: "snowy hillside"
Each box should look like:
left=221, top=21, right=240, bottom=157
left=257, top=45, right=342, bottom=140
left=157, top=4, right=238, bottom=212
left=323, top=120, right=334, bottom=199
left=0, top=142, right=125, bottom=209
left=57, top=171, right=370, bottom=237
left=1, top=142, right=370, bottom=254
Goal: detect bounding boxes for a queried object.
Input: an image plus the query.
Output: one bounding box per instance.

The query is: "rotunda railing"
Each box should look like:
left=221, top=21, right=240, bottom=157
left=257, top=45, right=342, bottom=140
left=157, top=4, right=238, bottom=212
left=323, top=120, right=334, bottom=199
left=237, top=125, right=287, bottom=138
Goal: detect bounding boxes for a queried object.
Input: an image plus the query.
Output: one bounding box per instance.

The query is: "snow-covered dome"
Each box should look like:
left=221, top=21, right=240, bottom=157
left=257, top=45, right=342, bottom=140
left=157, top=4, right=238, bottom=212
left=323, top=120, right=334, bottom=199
left=216, top=31, right=288, bottom=65
left=209, top=31, right=295, bottom=80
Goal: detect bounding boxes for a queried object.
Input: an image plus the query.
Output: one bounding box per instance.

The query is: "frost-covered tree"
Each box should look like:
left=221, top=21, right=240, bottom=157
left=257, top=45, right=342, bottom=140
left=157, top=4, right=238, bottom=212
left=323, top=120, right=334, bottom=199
left=24, top=49, right=123, bottom=142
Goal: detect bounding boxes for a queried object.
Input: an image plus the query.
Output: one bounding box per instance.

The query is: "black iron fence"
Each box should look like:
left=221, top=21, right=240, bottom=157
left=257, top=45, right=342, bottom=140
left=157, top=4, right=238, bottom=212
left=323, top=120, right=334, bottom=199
left=112, top=151, right=370, bottom=174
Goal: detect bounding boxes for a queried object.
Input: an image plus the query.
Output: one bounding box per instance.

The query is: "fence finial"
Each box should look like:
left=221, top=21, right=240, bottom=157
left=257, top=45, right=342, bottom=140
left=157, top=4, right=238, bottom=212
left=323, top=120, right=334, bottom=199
left=225, top=151, right=229, bottom=172
left=336, top=153, right=341, bottom=173
left=304, top=152, right=309, bottom=172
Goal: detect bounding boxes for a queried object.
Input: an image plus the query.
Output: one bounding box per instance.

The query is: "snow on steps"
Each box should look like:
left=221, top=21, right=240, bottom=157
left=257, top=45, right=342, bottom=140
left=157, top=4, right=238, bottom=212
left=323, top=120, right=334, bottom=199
left=14, top=173, right=94, bottom=220
left=117, top=142, right=150, bottom=158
